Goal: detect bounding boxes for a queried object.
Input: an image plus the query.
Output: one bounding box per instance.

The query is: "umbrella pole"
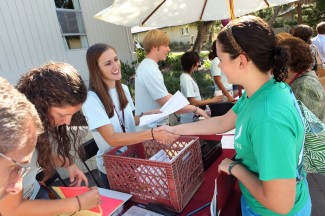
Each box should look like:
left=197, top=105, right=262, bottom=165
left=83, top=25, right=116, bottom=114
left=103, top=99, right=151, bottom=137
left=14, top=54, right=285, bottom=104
left=200, top=0, right=208, bottom=20
left=142, top=0, right=166, bottom=26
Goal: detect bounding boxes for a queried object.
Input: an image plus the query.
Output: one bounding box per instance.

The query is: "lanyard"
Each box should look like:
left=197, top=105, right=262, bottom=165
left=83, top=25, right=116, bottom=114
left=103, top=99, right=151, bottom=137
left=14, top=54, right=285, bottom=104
left=113, top=105, right=125, bottom=132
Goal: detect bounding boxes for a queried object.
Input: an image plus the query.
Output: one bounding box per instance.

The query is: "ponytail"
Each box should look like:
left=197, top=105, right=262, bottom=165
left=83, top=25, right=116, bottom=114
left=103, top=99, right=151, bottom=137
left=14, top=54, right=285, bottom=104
left=273, top=46, right=289, bottom=82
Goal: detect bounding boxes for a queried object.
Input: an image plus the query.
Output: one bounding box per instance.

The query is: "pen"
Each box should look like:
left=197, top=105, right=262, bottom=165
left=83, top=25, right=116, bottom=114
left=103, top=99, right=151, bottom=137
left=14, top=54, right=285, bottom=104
left=187, top=202, right=211, bottom=216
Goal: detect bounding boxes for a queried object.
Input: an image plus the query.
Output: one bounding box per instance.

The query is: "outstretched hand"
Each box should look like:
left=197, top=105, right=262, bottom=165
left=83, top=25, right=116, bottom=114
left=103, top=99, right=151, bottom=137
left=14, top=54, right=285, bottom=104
left=211, top=95, right=224, bottom=103
left=152, top=127, right=179, bottom=145
left=196, top=107, right=211, bottom=119
left=146, top=109, right=162, bottom=115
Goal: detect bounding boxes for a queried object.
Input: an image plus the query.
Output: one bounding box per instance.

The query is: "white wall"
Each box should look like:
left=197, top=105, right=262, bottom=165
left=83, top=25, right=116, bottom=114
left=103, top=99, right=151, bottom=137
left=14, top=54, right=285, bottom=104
left=134, top=25, right=197, bottom=44
left=0, top=0, right=66, bottom=84
left=0, top=0, right=134, bottom=85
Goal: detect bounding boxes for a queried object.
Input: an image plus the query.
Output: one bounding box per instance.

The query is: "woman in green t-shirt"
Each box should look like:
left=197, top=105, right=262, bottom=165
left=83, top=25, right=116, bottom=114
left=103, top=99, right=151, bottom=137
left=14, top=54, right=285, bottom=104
left=158, top=15, right=311, bottom=216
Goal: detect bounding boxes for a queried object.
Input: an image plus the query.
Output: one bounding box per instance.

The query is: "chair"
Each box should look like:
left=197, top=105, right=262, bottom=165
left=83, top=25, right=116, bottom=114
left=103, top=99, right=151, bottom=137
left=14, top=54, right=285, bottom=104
left=77, top=138, right=100, bottom=187
left=36, top=170, right=67, bottom=187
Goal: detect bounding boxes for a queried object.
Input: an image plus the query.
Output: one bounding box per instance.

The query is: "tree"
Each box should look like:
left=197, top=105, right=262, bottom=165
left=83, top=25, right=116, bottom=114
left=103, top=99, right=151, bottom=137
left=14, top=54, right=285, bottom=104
left=191, top=21, right=215, bottom=53
left=268, top=6, right=282, bottom=26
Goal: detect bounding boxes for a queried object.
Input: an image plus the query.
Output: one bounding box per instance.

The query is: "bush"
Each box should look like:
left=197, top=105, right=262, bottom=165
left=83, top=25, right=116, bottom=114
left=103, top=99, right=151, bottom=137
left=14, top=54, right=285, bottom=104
left=169, top=41, right=191, bottom=52
left=163, top=70, right=182, bottom=94
left=121, top=61, right=136, bottom=98
left=193, top=71, right=214, bottom=99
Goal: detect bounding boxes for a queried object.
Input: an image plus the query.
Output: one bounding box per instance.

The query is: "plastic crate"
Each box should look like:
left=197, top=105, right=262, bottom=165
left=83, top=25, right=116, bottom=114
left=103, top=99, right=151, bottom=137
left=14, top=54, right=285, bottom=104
left=103, top=136, right=204, bottom=212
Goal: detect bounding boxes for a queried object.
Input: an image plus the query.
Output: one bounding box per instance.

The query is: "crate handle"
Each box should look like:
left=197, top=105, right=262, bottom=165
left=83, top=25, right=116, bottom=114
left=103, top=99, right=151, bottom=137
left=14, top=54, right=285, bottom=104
left=182, top=151, right=192, bottom=162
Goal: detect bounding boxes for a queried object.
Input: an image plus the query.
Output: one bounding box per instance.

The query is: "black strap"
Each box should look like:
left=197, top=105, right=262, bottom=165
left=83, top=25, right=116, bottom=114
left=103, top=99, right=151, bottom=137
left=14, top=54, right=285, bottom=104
left=113, top=105, right=126, bottom=132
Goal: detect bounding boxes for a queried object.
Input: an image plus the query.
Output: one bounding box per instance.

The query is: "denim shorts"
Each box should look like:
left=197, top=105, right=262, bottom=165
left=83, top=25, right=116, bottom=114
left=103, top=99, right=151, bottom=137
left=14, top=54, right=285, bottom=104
left=241, top=179, right=311, bottom=216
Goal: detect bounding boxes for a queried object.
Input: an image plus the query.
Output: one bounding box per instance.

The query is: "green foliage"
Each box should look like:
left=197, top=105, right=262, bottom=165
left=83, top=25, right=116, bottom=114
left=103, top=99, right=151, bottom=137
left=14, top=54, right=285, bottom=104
left=131, top=49, right=214, bottom=99
left=169, top=41, right=191, bottom=52
left=203, top=60, right=211, bottom=70
left=163, top=70, right=214, bottom=99
left=253, top=1, right=324, bottom=30
left=199, top=52, right=209, bottom=59
left=133, top=48, right=146, bottom=65
left=193, top=71, right=214, bottom=99
left=120, top=61, right=136, bottom=98
left=301, top=3, right=325, bottom=32
left=163, top=70, right=182, bottom=94
left=163, top=54, right=182, bottom=71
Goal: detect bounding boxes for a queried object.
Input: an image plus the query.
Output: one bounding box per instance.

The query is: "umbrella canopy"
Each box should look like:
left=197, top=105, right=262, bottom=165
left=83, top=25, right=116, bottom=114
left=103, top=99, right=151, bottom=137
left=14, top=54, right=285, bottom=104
left=94, top=0, right=297, bottom=27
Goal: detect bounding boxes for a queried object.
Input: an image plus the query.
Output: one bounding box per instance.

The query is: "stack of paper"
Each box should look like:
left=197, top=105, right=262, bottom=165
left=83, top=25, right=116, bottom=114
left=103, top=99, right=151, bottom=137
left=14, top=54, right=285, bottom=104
left=52, top=186, right=127, bottom=216
left=139, top=91, right=189, bottom=126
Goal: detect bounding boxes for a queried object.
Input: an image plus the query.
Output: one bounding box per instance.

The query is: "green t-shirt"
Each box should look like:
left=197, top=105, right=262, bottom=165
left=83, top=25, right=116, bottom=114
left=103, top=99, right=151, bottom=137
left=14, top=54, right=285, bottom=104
left=232, top=79, right=308, bottom=215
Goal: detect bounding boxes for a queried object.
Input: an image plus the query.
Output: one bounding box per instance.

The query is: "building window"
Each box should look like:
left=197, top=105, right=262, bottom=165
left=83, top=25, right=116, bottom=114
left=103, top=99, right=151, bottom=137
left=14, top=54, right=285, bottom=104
left=54, top=0, right=88, bottom=50
left=181, top=26, right=189, bottom=36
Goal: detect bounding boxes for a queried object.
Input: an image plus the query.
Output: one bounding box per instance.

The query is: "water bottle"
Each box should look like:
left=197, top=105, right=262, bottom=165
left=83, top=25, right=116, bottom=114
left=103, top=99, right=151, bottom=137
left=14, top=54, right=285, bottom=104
left=205, top=105, right=211, bottom=116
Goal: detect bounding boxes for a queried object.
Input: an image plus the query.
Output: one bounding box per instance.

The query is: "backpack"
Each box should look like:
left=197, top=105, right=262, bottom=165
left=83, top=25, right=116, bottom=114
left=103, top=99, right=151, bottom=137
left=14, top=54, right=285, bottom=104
left=292, top=92, right=325, bottom=176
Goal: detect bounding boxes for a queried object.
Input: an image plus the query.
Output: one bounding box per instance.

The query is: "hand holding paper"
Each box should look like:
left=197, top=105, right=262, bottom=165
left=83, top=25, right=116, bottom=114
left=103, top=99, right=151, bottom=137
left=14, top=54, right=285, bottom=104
left=52, top=186, right=101, bottom=216
left=139, top=91, right=189, bottom=126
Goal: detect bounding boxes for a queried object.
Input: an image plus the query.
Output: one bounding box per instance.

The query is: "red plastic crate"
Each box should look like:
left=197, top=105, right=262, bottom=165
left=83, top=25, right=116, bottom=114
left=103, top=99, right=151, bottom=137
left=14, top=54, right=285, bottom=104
left=103, top=136, right=204, bottom=212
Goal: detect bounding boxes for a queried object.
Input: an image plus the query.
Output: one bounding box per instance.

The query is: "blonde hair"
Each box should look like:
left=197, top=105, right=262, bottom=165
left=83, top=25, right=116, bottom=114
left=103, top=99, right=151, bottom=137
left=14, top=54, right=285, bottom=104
left=143, top=29, right=170, bottom=54
left=0, top=77, right=43, bottom=154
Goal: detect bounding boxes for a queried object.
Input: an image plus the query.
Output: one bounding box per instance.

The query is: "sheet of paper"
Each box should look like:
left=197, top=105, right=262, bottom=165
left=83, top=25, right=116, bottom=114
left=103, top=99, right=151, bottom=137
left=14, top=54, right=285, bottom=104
left=210, top=178, right=217, bottom=216
left=122, top=205, right=164, bottom=216
left=221, top=135, right=235, bottom=149
left=100, top=195, right=123, bottom=216
left=98, top=188, right=132, bottom=202
left=139, top=91, right=189, bottom=126
left=99, top=188, right=132, bottom=216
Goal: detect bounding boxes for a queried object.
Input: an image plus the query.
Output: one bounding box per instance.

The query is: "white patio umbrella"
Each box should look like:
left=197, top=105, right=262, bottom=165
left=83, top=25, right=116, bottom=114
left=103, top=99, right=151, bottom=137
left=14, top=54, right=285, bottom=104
left=94, top=0, right=297, bottom=28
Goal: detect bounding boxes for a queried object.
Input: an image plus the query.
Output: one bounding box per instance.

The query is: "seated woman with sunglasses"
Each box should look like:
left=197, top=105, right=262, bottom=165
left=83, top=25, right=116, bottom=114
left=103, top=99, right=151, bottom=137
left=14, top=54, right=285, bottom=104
left=0, top=77, right=42, bottom=207
left=0, top=63, right=100, bottom=216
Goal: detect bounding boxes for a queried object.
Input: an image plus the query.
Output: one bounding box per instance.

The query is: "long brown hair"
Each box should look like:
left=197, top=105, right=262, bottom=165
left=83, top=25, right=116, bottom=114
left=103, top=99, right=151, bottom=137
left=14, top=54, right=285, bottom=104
left=16, top=62, right=87, bottom=179
left=86, top=43, right=128, bottom=118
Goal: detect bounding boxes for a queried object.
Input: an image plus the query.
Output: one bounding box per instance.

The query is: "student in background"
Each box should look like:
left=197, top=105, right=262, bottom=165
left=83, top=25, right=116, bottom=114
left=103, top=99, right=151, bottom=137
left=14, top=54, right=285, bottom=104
left=278, top=37, right=325, bottom=122
left=209, top=40, right=235, bottom=102
left=0, top=77, right=42, bottom=204
left=292, top=24, right=322, bottom=71
left=83, top=43, right=179, bottom=188
left=135, top=29, right=209, bottom=131
left=158, top=15, right=311, bottom=215
left=312, top=21, right=325, bottom=63
left=0, top=62, right=100, bottom=216
left=179, top=52, right=223, bottom=123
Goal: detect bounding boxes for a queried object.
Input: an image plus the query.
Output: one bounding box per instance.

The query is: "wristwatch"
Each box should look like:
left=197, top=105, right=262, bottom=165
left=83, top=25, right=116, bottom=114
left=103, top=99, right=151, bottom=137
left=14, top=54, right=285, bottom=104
left=139, top=112, right=144, bottom=117
left=228, top=161, right=240, bottom=175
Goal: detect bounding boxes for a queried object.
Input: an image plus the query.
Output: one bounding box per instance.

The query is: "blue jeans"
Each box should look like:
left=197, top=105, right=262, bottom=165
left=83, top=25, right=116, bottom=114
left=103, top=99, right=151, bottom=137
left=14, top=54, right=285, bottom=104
left=241, top=180, right=311, bottom=216
left=99, top=170, right=110, bottom=189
